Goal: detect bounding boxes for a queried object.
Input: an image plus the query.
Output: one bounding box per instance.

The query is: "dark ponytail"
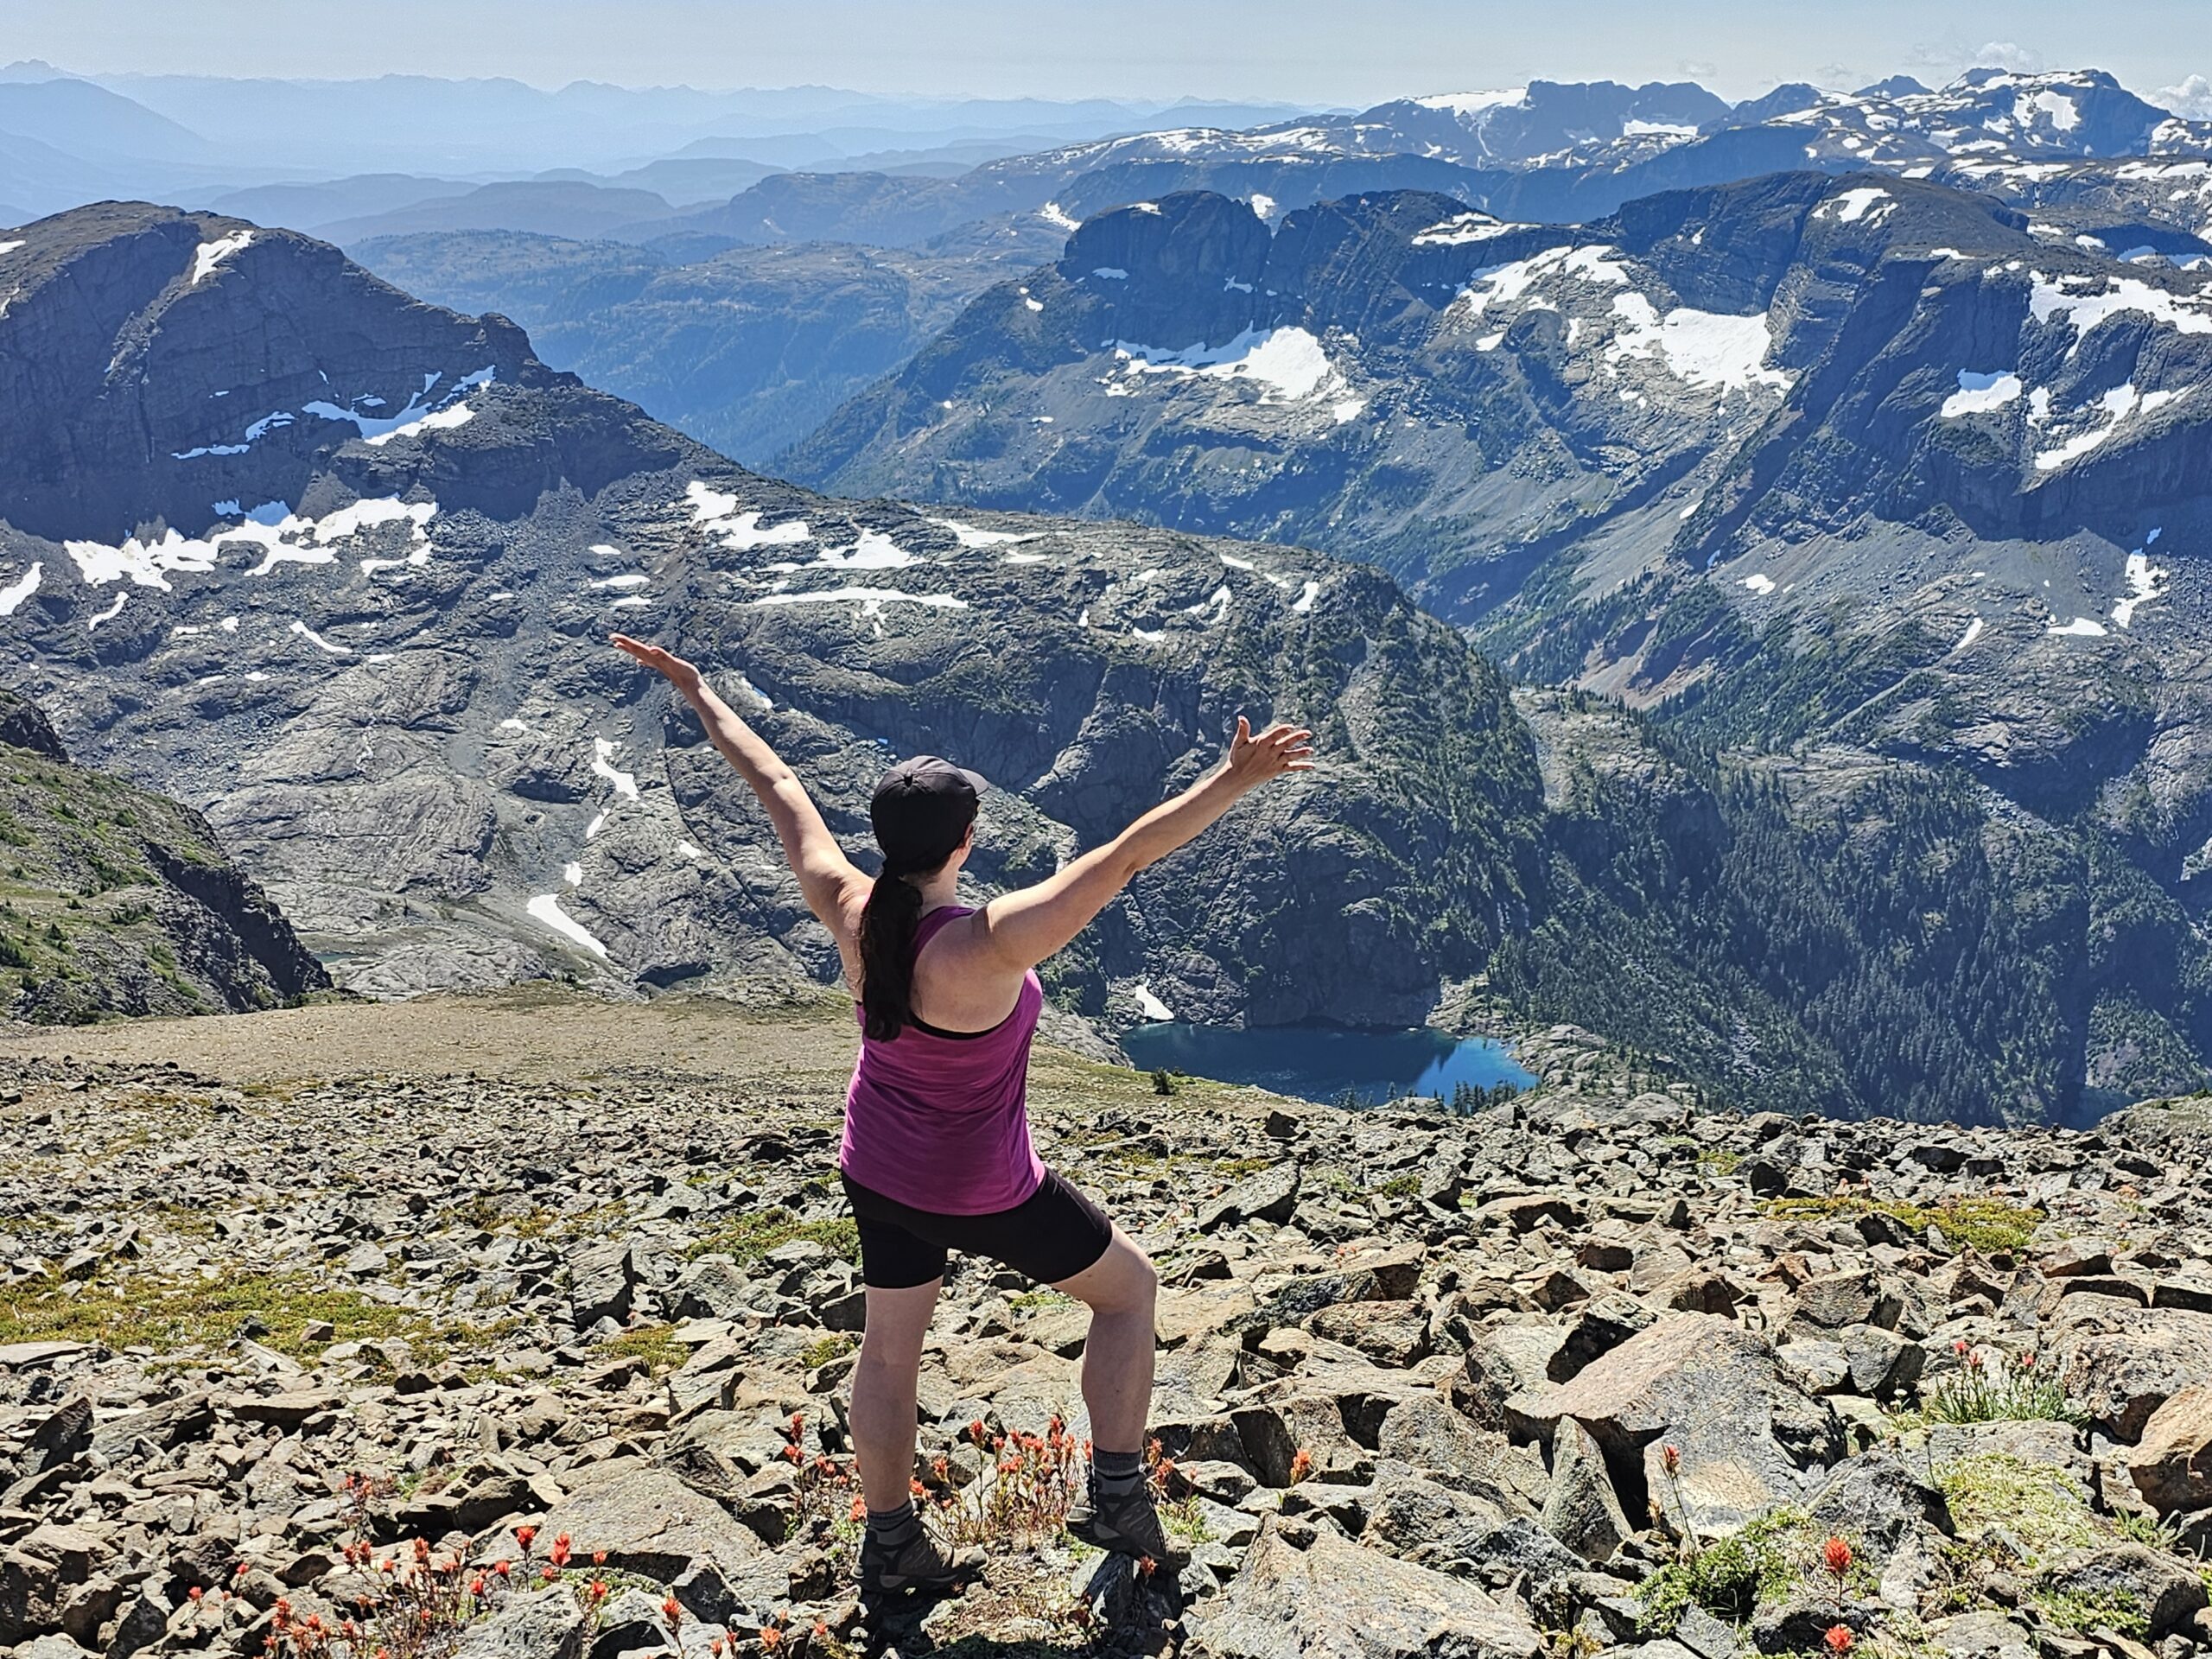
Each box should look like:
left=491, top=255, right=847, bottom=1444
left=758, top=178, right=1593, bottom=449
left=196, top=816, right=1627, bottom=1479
left=858, top=866, right=926, bottom=1040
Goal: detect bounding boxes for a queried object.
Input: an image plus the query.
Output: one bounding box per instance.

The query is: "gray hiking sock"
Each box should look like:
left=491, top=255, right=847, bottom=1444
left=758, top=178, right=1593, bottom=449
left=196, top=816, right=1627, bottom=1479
left=866, top=1499, right=921, bottom=1549
left=1091, top=1447, right=1144, bottom=1498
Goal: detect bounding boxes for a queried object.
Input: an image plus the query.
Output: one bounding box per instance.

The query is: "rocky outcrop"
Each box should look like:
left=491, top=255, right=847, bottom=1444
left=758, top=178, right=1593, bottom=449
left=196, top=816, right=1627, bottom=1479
left=0, top=689, right=330, bottom=1022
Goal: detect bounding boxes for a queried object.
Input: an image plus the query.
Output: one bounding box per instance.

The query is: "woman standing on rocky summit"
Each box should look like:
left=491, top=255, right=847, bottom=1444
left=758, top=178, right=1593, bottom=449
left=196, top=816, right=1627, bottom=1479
left=611, top=632, right=1314, bottom=1592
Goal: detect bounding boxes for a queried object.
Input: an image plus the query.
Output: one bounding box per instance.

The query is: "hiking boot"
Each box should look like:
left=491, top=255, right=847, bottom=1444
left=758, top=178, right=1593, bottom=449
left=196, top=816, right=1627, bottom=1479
left=858, top=1523, right=983, bottom=1597
left=1066, top=1482, right=1177, bottom=1562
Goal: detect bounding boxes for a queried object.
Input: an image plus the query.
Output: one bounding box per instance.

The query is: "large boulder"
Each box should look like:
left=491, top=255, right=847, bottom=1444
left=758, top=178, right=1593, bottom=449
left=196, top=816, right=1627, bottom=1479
left=2059, top=1308, right=2212, bottom=1440
left=2034, top=1542, right=2209, bottom=1638
left=526, top=1465, right=769, bottom=1621
left=1185, top=1522, right=1544, bottom=1659
left=2128, top=1384, right=2212, bottom=1512
left=1541, top=1418, right=1631, bottom=1562
left=1508, top=1314, right=1820, bottom=1537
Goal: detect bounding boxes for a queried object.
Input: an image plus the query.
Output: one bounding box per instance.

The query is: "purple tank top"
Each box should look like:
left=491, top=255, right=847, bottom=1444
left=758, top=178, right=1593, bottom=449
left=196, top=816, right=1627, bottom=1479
left=840, top=905, right=1047, bottom=1216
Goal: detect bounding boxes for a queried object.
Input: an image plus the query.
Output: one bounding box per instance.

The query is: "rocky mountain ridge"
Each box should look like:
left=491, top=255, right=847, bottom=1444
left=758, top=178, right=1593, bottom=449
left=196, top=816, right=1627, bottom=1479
left=9, top=1010, right=2212, bottom=1659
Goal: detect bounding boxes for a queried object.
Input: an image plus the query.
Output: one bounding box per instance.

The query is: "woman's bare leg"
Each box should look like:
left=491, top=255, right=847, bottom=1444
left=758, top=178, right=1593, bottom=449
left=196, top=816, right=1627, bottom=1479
left=850, top=1279, right=941, bottom=1511
left=1052, top=1226, right=1158, bottom=1453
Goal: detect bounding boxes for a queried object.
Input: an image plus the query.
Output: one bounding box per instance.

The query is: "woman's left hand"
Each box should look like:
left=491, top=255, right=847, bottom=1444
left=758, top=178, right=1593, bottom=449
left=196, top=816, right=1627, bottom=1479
left=612, top=633, right=703, bottom=695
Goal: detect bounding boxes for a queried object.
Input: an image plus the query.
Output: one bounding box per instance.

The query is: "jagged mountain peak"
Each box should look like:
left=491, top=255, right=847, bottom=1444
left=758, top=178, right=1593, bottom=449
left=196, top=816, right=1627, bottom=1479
left=0, top=200, right=586, bottom=546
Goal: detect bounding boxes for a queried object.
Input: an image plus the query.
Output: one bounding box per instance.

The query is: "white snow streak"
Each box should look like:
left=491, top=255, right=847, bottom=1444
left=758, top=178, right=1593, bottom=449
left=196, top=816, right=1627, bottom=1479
left=0, top=563, right=40, bottom=616
left=526, top=894, right=607, bottom=959
left=1941, top=371, right=2024, bottom=418
left=189, top=230, right=253, bottom=286
left=929, top=516, right=1038, bottom=549
left=751, top=586, right=968, bottom=610
left=591, top=738, right=640, bottom=800
left=288, top=620, right=351, bottom=656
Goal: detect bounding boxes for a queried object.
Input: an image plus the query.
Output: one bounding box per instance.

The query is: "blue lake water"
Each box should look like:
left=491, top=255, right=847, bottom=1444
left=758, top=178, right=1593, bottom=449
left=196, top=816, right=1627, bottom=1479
left=1120, top=1021, right=1538, bottom=1108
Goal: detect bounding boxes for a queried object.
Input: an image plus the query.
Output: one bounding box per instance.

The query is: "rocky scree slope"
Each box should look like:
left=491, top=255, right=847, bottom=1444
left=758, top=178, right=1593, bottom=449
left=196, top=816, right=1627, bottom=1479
left=0, top=202, right=1543, bottom=1027
left=0, top=689, right=327, bottom=1024
left=11, top=1045, right=2212, bottom=1659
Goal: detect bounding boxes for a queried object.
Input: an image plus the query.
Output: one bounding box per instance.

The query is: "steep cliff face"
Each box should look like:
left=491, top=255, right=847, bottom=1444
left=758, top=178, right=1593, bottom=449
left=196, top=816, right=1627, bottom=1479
left=0, top=202, right=1547, bottom=1031
left=0, top=688, right=331, bottom=1022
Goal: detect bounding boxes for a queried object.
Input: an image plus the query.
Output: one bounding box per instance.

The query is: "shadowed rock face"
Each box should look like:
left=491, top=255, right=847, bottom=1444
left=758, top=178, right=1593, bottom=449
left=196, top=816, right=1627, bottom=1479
left=0, top=202, right=1545, bottom=1029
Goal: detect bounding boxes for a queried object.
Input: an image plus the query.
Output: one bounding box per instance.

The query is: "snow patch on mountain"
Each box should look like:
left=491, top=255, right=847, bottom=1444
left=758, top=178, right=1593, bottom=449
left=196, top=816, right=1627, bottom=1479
left=2032, top=382, right=2179, bottom=469
left=1413, top=89, right=1529, bottom=117
left=685, top=480, right=812, bottom=552
left=591, top=738, right=639, bottom=801
left=2030, top=272, right=2212, bottom=344
left=1606, top=296, right=1793, bottom=392
left=1413, top=211, right=1533, bottom=246
left=751, top=585, right=968, bottom=610
left=2114, top=550, right=2170, bottom=627
left=525, top=893, right=607, bottom=959
left=287, top=620, right=350, bottom=657
left=929, top=516, right=1038, bottom=549
left=1111, top=327, right=1344, bottom=404
left=188, top=230, right=252, bottom=287
left=1459, top=245, right=1630, bottom=317
left=0, top=563, right=39, bottom=616
left=1942, top=371, right=2025, bottom=417
left=1820, top=187, right=1897, bottom=225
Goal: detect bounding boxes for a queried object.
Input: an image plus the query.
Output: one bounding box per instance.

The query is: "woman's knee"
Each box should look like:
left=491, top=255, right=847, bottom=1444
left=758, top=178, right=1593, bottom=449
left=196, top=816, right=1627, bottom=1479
left=1064, top=1236, right=1155, bottom=1314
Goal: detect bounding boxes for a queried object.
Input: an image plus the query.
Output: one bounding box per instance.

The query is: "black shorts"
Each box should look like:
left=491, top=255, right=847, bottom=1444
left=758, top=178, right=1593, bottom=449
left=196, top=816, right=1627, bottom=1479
left=841, top=1166, right=1115, bottom=1290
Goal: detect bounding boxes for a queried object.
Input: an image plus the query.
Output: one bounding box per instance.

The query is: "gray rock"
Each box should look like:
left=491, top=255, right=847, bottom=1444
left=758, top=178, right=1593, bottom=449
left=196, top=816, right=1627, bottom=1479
left=1185, top=1522, right=1544, bottom=1659
left=1508, top=1314, right=1812, bottom=1537
left=531, top=1465, right=763, bottom=1597
left=1202, top=1165, right=1301, bottom=1231
left=1807, top=1452, right=1951, bottom=1557
left=569, top=1241, right=638, bottom=1331
left=1924, top=1611, right=2035, bottom=1659
left=2129, top=1384, right=2212, bottom=1512
left=587, top=1587, right=675, bottom=1659
left=1541, top=1418, right=1630, bottom=1563
left=451, top=1586, right=588, bottom=1659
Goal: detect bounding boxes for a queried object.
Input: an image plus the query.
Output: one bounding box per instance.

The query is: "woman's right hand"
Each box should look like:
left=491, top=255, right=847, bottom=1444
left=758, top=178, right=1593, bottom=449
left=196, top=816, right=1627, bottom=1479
left=611, top=632, right=703, bottom=696
left=1222, top=715, right=1315, bottom=791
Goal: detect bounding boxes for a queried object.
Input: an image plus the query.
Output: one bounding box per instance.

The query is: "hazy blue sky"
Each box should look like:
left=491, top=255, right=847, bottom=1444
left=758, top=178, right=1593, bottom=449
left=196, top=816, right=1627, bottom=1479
left=8, top=0, right=2212, bottom=107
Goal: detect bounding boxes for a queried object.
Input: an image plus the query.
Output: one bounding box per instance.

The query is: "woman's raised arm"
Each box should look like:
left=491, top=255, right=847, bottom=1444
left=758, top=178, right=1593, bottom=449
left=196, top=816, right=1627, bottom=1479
left=969, top=716, right=1313, bottom=974
left=611, top=634, right=868, bottom=931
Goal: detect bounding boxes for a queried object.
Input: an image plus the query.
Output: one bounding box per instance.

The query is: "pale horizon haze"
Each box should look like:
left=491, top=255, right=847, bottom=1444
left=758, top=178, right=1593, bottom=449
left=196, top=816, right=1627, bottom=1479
left=6, top=0, right=2212, bottom=110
